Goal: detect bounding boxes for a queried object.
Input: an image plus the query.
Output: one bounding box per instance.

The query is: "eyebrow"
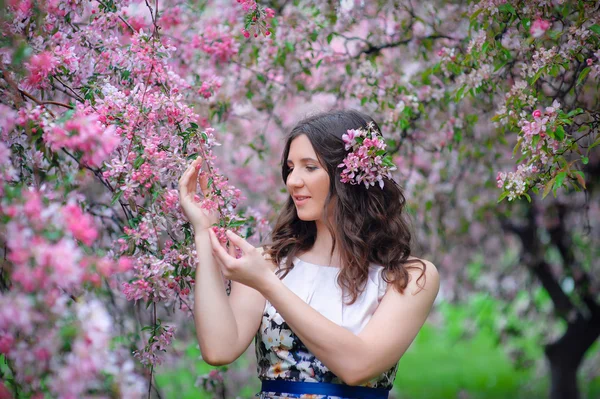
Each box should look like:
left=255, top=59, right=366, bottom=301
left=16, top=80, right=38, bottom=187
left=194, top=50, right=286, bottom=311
left=286, top=157, right=318, bottom=164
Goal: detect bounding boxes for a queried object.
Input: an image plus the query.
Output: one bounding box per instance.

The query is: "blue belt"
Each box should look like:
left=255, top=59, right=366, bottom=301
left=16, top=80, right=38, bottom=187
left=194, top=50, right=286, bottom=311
left=260, top=379, right=390, bottom=399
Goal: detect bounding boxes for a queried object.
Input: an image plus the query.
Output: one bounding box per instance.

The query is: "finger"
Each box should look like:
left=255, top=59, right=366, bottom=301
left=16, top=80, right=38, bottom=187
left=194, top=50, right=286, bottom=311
left=225, top=230, right=254, bottom=253
left=210, top=229, right=233, bottom=265
left=179, top=158, right=200, bottom=192
left=198, top=172, right=209, bottom=196
left=227, top=238, right=236, bottom=258
left=186, top=163, right=201, bottom=198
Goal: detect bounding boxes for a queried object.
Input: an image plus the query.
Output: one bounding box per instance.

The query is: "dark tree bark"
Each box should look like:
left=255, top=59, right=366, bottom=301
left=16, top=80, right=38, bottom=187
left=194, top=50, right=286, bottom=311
left=545, top=312, right=600, bottom=399
left=501, top=193, right=600, bottom=399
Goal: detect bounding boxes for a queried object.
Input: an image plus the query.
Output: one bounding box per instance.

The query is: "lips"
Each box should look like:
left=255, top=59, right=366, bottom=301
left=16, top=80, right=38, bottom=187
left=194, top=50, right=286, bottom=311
left=293, top=195, right=311, bottom=205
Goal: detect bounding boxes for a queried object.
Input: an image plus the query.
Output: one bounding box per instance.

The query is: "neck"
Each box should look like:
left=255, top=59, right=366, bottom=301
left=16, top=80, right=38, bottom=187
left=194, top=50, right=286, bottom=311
left=312, top=218, right=341, bottom=266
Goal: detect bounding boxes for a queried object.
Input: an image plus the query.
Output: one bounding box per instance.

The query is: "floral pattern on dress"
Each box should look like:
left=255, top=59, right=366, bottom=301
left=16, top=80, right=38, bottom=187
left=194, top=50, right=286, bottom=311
left=255, top=302, right=398, bottom=399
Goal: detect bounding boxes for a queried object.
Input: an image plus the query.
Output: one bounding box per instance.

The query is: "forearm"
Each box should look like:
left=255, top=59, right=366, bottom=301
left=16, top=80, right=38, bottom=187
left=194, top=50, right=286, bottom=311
left=259, top=273, right=369, bottom=384
left=193, top=230, right=239, bottom=363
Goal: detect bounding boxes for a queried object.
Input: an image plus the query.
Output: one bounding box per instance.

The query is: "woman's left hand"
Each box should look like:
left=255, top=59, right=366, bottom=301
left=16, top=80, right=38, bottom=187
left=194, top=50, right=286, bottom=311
left=207, top=229, right=277, bottom=292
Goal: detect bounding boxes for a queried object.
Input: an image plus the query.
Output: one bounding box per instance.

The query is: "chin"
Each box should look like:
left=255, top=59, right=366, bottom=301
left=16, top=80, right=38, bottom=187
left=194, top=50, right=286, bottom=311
left=296, top=210, right=317, bottom=221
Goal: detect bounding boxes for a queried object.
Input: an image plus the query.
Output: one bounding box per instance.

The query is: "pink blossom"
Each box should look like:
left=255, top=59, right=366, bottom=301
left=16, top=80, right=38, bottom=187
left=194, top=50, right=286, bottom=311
left=61, top=203, right=98, bottom=246
left=0, top=334, right=14, bottom=354
left=23, top=51, right=58, bottom=89
left=264, top=7, right=275, bottom=18
left=530, top=18, right=551, bottom=38
left=237, top=0, right=257, bottom=13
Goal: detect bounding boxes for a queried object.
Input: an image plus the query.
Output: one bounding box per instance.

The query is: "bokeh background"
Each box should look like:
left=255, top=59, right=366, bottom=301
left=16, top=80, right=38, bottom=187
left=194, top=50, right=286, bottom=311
left=1, top=0, right=599, bottom=398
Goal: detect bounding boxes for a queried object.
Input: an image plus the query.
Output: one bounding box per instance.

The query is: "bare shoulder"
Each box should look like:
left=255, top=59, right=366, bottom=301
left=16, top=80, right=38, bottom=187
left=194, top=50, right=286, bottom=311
left=402, top=256, right=440, bottom=296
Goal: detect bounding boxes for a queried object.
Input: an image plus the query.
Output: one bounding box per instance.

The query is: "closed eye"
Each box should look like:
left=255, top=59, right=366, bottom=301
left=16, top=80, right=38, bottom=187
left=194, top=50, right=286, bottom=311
left=289, top=166, right=318, bottom=172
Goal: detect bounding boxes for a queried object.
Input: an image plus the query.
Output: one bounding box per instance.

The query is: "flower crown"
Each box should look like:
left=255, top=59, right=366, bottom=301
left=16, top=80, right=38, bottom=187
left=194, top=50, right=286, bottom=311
left=337, top=121, right=397, bottom=189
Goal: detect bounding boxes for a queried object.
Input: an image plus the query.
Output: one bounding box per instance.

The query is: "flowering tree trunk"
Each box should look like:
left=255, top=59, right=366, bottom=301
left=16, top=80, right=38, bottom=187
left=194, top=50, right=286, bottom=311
left=502, top=159, right=600, bottom=398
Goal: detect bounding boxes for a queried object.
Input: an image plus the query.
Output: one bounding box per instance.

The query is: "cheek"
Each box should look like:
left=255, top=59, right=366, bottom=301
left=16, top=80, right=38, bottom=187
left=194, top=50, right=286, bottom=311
left=313, top=172, right=330, bottom=198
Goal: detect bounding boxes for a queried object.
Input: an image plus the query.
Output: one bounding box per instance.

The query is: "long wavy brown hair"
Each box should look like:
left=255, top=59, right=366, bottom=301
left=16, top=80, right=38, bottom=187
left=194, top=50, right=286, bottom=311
left=262, top=109, right=426, bottom=305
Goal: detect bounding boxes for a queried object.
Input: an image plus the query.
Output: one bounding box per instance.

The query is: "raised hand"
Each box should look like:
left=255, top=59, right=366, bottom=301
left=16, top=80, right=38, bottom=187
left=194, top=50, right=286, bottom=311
left=178, top=156, right=219, bottom=233
left=208, top=229, right=277, bottom=292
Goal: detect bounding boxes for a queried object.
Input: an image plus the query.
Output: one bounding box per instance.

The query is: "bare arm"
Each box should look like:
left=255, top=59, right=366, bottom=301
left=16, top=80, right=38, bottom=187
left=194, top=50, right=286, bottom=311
left=180, top=156, right=265, bottom=365
left=193, top=232, right=266, bottom=365
left=258, top=260, right=440, bottom=385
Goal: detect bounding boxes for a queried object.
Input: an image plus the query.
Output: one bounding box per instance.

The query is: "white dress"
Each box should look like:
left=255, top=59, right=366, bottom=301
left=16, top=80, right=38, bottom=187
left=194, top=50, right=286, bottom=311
left=254, top=256, right=398, bottom=399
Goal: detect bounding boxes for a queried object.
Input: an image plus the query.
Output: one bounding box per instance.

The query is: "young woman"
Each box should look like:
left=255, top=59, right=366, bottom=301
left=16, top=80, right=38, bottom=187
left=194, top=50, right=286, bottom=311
left=178, top=109, right=440, bottom=399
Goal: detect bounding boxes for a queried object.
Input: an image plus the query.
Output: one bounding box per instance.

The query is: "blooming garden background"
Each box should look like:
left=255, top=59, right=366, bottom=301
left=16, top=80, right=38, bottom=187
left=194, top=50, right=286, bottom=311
left=0, top=0, right=599, bottom=398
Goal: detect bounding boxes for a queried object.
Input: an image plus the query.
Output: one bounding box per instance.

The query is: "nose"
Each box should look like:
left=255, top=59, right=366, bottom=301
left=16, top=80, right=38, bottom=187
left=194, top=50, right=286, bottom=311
left=287, top=168, right=304, bottom=189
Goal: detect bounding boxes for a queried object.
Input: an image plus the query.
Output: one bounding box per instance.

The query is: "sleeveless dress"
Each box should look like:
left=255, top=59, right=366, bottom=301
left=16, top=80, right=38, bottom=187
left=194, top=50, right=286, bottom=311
left=254, top=256, right=399, bottom=399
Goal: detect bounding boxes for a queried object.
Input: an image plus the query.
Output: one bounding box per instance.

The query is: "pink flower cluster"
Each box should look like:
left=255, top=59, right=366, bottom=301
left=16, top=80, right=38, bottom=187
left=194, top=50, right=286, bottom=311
left=496, top=100, right=564, bottom=201
left=133, top=325, right=176, bottom=367
left=194, top=24, right=240, bottom=64
left=338, top=122, right=397, bottom=190
left=41, top=105, right=121, bottom=168
left=3, top=188, right=130, bottom=293
left=198, top=76, right=223, bottom=99
left=237, top=0, right=257, bottom=12
left=239, top=2, right=275, bottom=38
left=530, top=18, right=551, bottom=38
left=195, top=369, right=226, bottom=395
left=0, top=185, right=141, bottom=396
left=22, top=51, right=59, bottom=90
left=496, top=163, right=540, bottom=201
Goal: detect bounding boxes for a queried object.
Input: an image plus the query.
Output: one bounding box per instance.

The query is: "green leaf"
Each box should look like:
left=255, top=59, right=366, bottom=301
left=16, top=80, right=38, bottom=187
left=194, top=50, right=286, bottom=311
left=498, top=3, right=516, bottom=15
left=111, top=189, right=124, bottom=206
left=285, top=41, right=294, bottom=52
left=327, top=33, right=334, bottom=44
left=470, top=8, right=483, bottom=21
left=554, top=171, right=567, bottom=189
left=133, top=156, right=145, bottom=169
left=455, top=85, right=467, bottom=102
left=589, top=24, right=600, bottom=36
left=547, top=30, right=561, bottom=40
left=316, top=59, right=323, bottom=69
left=576, top=67, right=590, bottom=86
left=256, top=74, right=266, bottom=83
left=532, top=67, right=545, bottom=84
left=494, top=59, right=509, bottom=72
left=12, top=42, right=33, bottom=65
left=574, top=171, right=586, bottom=189
left=542, top=176, right=555, bottom=199
left=581, top=156, right=589, bottom=164
left=513, top=137, right=523, bottom=157
left=497, top=191, right=509, bottom=203
left=227, top=219, right=246, bottom=228
left=555, top=125, right=565, bottom=141
left=523, top=193, right=531, bottom=203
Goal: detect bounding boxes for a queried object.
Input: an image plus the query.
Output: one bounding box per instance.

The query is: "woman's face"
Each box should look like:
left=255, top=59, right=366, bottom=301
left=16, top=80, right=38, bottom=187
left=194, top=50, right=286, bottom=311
left=286, top=134, right=332, bottom=221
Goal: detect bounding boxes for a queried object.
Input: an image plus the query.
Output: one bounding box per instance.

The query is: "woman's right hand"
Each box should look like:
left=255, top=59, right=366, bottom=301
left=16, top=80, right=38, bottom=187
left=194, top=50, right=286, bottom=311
left=178, top=156, right=220, bottom=233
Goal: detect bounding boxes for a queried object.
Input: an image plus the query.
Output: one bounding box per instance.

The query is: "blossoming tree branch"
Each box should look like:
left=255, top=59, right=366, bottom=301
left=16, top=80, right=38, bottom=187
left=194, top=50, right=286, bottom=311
left=0, top=0, right=598, bottom=399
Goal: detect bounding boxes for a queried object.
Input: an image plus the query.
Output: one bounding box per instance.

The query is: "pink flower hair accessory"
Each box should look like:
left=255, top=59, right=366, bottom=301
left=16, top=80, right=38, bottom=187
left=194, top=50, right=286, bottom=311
left=337, top=121, right=397, bottom=190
